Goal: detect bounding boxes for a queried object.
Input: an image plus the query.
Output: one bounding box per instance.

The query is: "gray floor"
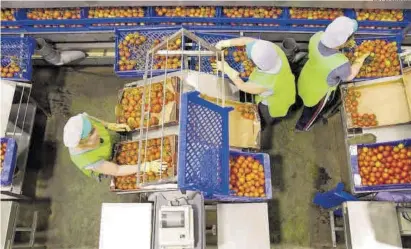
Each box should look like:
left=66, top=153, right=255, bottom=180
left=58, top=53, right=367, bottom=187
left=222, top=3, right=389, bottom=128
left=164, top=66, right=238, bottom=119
left=18, top=66, right=349, bottom=248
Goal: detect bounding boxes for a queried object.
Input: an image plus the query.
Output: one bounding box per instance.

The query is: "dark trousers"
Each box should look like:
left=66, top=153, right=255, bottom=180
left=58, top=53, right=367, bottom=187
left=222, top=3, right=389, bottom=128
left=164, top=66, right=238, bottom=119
left=295, top=90, right=340, bottom=131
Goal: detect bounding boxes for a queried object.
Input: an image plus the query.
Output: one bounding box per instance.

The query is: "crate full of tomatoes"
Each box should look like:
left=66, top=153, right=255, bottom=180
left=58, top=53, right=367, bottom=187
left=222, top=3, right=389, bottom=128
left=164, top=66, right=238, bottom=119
left=0, top=137, right=18, bottom=186
left=115, top=77, right=180, bottom=131
left=344, top=36, right=402, bottom=80
left=110, top=135, right=178, bottom=192
left=114, top=28, right=182, bottom=77
left=350, top=139, right=411, bottom=193
left=209, top=150, right=272, bottom=202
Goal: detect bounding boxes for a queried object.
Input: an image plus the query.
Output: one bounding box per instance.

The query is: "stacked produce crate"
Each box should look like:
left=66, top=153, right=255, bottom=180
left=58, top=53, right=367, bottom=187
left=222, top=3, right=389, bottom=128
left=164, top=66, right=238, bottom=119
left=1, top=6, right=409, bottom=33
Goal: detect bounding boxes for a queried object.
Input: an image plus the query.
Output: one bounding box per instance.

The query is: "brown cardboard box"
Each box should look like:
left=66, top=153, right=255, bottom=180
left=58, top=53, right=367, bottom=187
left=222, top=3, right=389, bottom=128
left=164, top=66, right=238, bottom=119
left=201, top=94, right=260, bottom=149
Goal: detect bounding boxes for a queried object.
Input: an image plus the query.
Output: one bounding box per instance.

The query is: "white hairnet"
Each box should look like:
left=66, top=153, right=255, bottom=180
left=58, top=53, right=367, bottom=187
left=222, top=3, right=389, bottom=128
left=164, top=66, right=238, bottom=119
left=321, top=16, right=358, bottom=48
left=250, top=40, right=282, bottom=74
left=63, top=114, right=84, bottom=148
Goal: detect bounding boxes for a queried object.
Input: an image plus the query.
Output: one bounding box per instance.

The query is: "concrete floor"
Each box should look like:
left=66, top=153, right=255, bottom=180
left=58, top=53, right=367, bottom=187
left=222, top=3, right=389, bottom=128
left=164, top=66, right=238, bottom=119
left=19, top=66, right=349, bottom=248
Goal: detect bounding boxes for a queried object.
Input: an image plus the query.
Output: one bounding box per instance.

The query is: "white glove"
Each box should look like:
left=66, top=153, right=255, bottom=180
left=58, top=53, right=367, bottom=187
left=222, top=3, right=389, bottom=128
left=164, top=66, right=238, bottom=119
left=215, top=40, right=231, bottom=50
left=107, top=123, right=131, bottom=132
left=211, top=61, right=239, bottom=79
left=139, top=160, right=167, bottom=173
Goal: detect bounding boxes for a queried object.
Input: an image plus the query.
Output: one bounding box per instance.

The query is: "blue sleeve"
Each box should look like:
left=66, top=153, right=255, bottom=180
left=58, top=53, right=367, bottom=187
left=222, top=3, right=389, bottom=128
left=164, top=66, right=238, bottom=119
left=327, top=62, right=351, bottom=86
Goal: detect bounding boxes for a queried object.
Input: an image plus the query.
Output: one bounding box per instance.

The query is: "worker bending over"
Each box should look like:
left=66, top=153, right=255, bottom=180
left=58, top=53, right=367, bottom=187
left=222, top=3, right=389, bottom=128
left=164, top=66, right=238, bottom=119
left=63, top=113, right=164, bottom=180
left=296, top=16, right=370, bottom=131
left=212, top=37, right=296, bottom=133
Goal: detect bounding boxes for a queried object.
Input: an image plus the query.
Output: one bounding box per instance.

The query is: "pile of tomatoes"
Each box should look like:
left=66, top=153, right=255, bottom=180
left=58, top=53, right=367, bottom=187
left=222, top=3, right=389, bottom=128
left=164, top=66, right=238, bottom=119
left=290, top=8, right=343, bottom=20
left=223, top=6, right=282, bottom=19
left=229, top=155, right=266, bottom=198
left=114, top=137, right=176, bottom=190
left=118, top=81, right=177, bottom=129
left=356, top=9, right=403, bottom=21
left=236, top=104, right=256, bottom=120
left=155, top=6, right=216, bottom=17
left=344, top=88, right=379, bottom=128
left=345, top=39, right=400, bottom=78
left=232, top=47, right=256, bottom=78
left=1, top=8, right=19, bottom=29
left=151, top=38, right=182, bottom=70
left=0, top=141, right=6, bottom=170
left=0, top=62, right=21, bottom=79
left=117, top=32, right=146, bottom=72
left=357, top=143, right=411, bottom=186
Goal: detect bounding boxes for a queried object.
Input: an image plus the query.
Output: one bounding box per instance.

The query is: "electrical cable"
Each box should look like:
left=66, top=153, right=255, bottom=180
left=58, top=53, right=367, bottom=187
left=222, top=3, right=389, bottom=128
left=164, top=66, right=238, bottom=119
left=402, top=212, right=411, bottom=223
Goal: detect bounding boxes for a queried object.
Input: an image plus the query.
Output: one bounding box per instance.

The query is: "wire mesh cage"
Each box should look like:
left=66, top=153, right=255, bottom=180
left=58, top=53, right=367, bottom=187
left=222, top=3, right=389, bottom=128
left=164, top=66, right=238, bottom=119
left=111, top=28, right=234, bottom=194
left=0, top=37, right=35, bottom=81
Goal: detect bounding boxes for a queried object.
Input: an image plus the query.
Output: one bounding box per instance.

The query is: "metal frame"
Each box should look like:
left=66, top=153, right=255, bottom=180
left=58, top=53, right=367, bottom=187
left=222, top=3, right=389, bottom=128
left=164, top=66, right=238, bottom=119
left=1, top=82, right=37, bottom=201
left=112, top=28, right=228, bottom=194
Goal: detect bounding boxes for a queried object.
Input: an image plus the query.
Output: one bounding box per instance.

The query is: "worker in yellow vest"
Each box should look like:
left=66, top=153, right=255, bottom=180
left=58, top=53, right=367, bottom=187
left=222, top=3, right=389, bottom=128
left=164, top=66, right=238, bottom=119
left=296, top=16, right=370, bottom=131
left=63, top=113, right=165, bottom=179
left=212, top=38, right=296, bottom=134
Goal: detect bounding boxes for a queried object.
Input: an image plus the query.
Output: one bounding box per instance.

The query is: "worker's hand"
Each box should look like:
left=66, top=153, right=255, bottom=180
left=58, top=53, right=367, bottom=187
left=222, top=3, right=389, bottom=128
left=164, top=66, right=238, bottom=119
left=139, top=160, right=168, bottom=173
left=107, top=123, right=131, bottom=132
left=215, top=40, right=231, bottom=50
left=357, top=52, right=371, bottom=64
left=211, top=60, right=226, bottom=72
left=211, top=60, right=240, bottom=79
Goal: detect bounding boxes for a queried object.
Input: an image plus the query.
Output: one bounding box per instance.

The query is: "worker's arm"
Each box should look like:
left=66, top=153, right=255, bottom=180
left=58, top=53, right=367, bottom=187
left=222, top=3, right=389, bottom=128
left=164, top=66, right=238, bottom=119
left=345, top=52, right=370, bottom=81
left=231, top=76, right=270, bottom=95
left=211, top=61, right=268, bottom=94
left=83, top=112, right=131, bottom=132
left=92, top=161, right=139, bottom=176
left=215, top=37, right=257, bottom=49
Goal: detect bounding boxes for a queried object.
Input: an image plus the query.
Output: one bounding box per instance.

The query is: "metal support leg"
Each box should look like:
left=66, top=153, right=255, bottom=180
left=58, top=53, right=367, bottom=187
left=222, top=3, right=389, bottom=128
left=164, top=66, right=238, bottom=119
left=12, top=211, right=43, bottom=249
left=329, top=209, right=345, bottom=247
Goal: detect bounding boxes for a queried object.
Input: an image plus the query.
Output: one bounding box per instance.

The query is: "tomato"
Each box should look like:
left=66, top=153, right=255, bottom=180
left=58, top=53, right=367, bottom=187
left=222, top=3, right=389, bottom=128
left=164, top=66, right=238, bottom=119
left=382, top=151, right=389, bottom=157
left=400, top=172, right=408, bottom=179
left=375, top=172, right=382, bottom=178
left=392, top=179, right=399, bottom=184
left=378, top=145, right=384, bottom=152
left=398, top=143, right=405, bottom=149
left=393, top=146, right=400, bottom=153
left=387, top=156, right=393, bottom=162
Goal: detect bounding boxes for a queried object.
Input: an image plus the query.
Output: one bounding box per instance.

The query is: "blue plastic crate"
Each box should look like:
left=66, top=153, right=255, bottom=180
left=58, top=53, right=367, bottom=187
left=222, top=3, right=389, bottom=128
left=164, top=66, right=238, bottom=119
left=349, top=139, right=411, bottom=193
left=1, top=36, right=35, bottom=81
left=21, top=7, right=87, bottom=29
left=287, top=8, right=351, bottom=28
left=190, top=32, right=257, bottom=79
left=354, top=9, right=410, bottom=29
left=178, top=91, right=233, bottom=197
left=208, top=150, right=272, bottom=202
left=345, top=35, right=403, bottom=82
left=0, top=9, right=24, bottom=29
left=85, top=6, right=150, bottom=28
left=0, top=137, right=18, bottom=186
left=114, top=26, right=183, bottom=78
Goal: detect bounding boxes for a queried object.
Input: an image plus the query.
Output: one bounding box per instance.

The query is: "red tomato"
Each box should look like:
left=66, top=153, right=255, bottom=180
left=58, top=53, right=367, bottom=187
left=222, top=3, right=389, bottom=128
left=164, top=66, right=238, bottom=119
left=392, top=179, right=399, bottom=184
left=378, top=145, right=384, bottom=152
left=382, top=151, right=389, bottom=157
left=382, top=172, right=389, bottom=179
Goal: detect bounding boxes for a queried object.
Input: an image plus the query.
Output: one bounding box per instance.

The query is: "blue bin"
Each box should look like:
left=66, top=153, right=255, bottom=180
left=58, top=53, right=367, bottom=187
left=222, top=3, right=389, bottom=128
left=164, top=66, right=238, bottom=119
left=178, top=91, right=233, bottom=197
left=345, top=34, right=403, bottom=82
left=209, top=150, right=272, bottom=202
left=349, top=139, right=411, bottom=193
left=1, top=36, right=36, bottom=81
left=114, top=26, right=183, bottom=78
left=0, top=137, right=18, bottom=186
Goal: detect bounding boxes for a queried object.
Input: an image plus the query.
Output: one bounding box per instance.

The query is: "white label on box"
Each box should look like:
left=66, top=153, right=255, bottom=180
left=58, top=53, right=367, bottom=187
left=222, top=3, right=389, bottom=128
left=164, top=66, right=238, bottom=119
left=350, top=145, right=358, bottom=156
left=353, top=174, right=362, bottom=186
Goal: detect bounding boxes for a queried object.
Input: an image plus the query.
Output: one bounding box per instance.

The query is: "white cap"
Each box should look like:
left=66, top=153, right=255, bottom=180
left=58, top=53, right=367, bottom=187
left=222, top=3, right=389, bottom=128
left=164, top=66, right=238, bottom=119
left=321, top=16, right=358, bottom=48
left=63, top=114, right=84, bottom=148
left=250, top=40, right=282, bottom=74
